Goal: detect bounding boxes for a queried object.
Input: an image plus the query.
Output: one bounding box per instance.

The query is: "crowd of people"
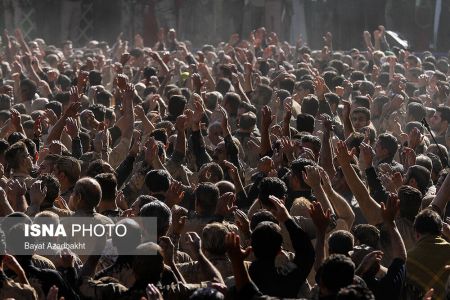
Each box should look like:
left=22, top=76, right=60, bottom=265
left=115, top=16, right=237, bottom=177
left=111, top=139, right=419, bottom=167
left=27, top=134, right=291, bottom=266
left=0, top=22, right=449, bottom=300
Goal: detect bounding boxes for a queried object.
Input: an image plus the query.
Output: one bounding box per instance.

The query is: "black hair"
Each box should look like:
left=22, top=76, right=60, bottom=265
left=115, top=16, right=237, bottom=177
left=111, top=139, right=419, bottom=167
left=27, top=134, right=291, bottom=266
left=328, top=230, right=354, bottom=255
left=95, top=173, right=117, bottom=201
left=89, top=70, right=102, bottom=86
left=258, top=177, right=287, bottom=209
left=301, top=95, right=319, bottom=116
left=352, top=224, right=380, bottom=248
left=140, top=200, right=171, bottom=237
left=407, top=102, right=426, bottom=122
left=195, top=182, right=220, bottom=216
left=296, top=113, right=315, bottom=133
left=251, top=221, right=283, bottom=259
left=413, top=209, right=443, bottom=236
left=168, top=95, right=187, bottom=117
left=317, top=254, right=355, bottom=294
left=377, top=133, right=398, bottom=160
left=45, top=101, right=63, bottom=118
left=145, top=169, right=171, bottom=194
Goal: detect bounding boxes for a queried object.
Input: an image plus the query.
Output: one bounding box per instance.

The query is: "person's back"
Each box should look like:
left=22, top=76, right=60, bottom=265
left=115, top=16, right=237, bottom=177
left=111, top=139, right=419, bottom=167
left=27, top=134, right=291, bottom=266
left=406, top=209, right=450, bottom=299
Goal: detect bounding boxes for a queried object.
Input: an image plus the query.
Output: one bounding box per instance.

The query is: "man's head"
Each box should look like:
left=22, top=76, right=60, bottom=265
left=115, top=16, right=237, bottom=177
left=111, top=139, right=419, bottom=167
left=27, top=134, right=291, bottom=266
left=251, top=84, right=273, bottom=107
left=223, top=92, right=241, bottom=116
left=429, top=106, right=450, bottom=133
left=202, top=223, right=229, bottom=256
left=145, top=169, right=171, bottom=198
left=238, top=112, right=257, bottom=131
left=132, top=243, right=164, bottom=283
left=294, top=80, right=315, bottom=102
left=404, top=165, right=431, bottom=195
left=296, top=113, right=315, bottom=133
left=195, top=183, right=220, bottom=216
left=53, top=156, right=81, bottom=188
left=301, top=95, right=319, bottom=116
left=112, top=218, right=141, bottom=254
left=5, top=141, right=33, bottom=174
left=352, top=224, right=380, bottom=248
left=374, top=133, right=398, bottom=162
left=167, top=95, right=187, bottom=118
left=398, top=185, right=422, bottom=222
left=407, top=102, right=426, bottom=122
left=251, top=221, right=282, bottom=260
left=317, top=254, right=355, bottom=296
left=288, top=158, right=315, bottom=191
left=413, top=209, right=443, bottom=238
left=69, top=177, right=102, bottom=211
left=258, top=177, right=287, bottom=209
left=351, top=108, right=371, bottom=131
left=20, top=79, right=37, bottom=102
left=140, top=200, right=171, bottom=239
left=39, top=174, right=61, bottom=206
left=328, top=230, right=354, bottom=256
left=301, top=135, right=321, bottom=160
left=95, top=173, right=117, bottom=202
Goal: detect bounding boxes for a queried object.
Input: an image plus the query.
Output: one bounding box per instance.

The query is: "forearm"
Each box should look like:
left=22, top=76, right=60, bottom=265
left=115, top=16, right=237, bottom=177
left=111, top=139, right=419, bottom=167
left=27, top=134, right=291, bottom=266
left=46, top=115, right=67, bottom=144
left=285, top=218, right=315, bottom=271
left=341, top=164, right=382, bottom=225
left=174, top=129, right=186, bottom=158
left=260, top=128, right=272, bottom=157
left=115, top=155, right=136, bottom=188
left=343, top=114, right=355, bottom=139
left=197, top=251, right=224, bottom=284
left=168, top=261, right=186, bottom=284
left=365, top=166, right=389, bottom=204
left=430, top=171, right=450, bottom=215
left=323, top=185, right=355, bottom=230
left=0, top=200, right=14, bottom=217
left=190, top=129, right=212, bottom=170
left=311, top=185, right=334, bottom=215
left=385, top=222, right=407, bottom=261
left=140, top=116, right=155, bottom=136
left=71, top=137, right=83, bottom=159
left=319, top=131, right=335, bottom=177
left=224, top=134, right=240, bottom=170
left=14, top=195, right=28, bottom=212
left=313, top=234, right=326, bottom=272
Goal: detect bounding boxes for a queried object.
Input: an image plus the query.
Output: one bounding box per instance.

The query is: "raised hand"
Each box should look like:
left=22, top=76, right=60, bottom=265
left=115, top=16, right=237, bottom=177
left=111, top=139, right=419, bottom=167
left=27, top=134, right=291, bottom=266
left=65, top=117, right=79, bottom=139
left=267, top=195, right=290, bottom=222
left=170, top=205, right=188, bottom=235
left=225, top=232, right=251, bottom=263
left=159, top=236, right=175, bottom=265
left=302, top=165, right=322, bottom=190
left=165, top=180, right=184, bottom=208
left=215, top=192, right=237, bottom=217
left=261, top=105, right=274, bottom=131
left=234, top=209, right=251, bottom=238
left=359, top=142, right=374, bottom=169
left=309, top=201, right=331, bottom=234
left=335, top=141, right=356, bottom=166
left=146, top=283, right=163, bottom=300
left=381, top=193, right=400, bottom=225
left=29, top=180, right=47, bottom=207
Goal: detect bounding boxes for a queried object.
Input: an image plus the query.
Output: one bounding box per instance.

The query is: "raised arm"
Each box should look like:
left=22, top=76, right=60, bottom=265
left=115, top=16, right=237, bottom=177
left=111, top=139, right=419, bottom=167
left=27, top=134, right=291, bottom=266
left=335, top=141, right=382, bottom=225
left=260, top=105, right=274, bottom=157
left=381, top=194, right=407, bottom=261
left=319, top=168, right=355, bottom=230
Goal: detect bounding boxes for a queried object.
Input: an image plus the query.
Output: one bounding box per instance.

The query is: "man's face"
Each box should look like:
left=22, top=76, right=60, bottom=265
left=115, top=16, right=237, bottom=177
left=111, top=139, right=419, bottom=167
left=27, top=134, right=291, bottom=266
left=39, top=160, right=53, bottom=175
left=21, top=150, right=33, bottom=173
left=351, top=112, right=369, bottom=131
left=430, top=112, right=444, bottom=131
left=374, top=140, right=386, bottom=160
